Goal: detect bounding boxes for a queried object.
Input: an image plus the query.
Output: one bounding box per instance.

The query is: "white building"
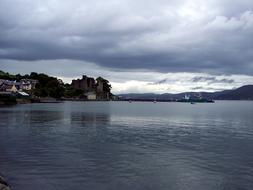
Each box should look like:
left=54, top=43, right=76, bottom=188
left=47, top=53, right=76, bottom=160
left=84, top=92, right=97, bottom=100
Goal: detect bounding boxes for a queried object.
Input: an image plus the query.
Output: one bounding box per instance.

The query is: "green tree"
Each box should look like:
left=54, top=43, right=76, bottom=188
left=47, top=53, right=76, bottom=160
left=64, top=85, right=84, bottom=98
left=29, top=72, right=65, bottom=98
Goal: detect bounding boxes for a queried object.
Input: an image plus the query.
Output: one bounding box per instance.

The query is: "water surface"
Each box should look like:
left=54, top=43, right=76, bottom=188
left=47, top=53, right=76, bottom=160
left=0, top=101, right=253, bottom=190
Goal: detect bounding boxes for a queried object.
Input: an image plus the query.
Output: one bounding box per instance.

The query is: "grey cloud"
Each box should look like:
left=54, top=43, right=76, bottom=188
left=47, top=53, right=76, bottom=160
left=156, top=79, right=167, bottom=84
left=191, top=86, right=226, bottom=91
left=219, top=79, right=235, bottom=84
left=191, top=87, right=205, bottom=90
left=191, top=76, right=235, bottom=84
left=191, top=77, right=214, bottom=82
left=148, top=78, right=168, bottom=85
left=0, top=0, right=253, bottom=75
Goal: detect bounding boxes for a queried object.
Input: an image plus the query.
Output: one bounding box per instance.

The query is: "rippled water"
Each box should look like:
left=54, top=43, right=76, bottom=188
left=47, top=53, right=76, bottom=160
left=1, top=101, right=253, bottom=190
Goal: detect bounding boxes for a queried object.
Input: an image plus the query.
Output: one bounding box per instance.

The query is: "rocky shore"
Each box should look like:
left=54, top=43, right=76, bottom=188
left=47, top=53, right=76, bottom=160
left=0, top=176, right=11, bottom=190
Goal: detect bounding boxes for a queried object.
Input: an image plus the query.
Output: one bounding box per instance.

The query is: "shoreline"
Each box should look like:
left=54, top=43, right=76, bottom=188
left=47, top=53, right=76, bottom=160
left=1, top=98, right=252, bottom=106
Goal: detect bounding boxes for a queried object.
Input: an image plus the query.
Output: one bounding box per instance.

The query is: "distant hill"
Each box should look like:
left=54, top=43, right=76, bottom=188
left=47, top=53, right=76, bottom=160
left=214, top=85, right=253, bottom=100
left=118, top=85, right=253, bottom=100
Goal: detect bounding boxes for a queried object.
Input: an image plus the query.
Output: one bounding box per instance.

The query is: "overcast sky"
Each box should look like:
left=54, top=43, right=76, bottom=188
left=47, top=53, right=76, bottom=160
left=0, top=0, right=253, bottom=94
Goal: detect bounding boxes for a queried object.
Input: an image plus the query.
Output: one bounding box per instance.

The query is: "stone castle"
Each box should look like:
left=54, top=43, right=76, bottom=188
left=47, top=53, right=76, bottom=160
left=71, top=75, right=110, bottom=100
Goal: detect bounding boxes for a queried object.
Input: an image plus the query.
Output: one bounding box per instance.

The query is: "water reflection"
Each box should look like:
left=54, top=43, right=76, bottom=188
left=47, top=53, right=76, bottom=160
left=24, top=110, right=64, bottom=124
left=0, top=110, right=64, bottom=126
left=71, top=112, right=110, bottom=126
left=0, top=109, right=110, bottom=127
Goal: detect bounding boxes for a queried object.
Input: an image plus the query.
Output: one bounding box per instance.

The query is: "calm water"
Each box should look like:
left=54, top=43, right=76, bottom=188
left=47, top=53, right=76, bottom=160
left=0, top=101, right=253, bottom=190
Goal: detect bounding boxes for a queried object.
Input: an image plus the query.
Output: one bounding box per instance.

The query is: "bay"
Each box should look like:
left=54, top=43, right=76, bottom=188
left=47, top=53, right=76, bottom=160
left=0, top=101, right=253, bottom=190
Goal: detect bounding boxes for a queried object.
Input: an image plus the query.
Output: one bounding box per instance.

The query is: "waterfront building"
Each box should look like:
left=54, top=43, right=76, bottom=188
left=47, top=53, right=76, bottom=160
left=71, top=75, right=96, bottom=92
left=0, top=79, right=38, bottom=93
left=0, top=81, right=19, bottom=92
left=96, top=80, right=104, bottom=93
left=84, top=91, right=97, bottom=100
left=20, top=79, right=38, bottom=90
left=71, top=75, right=112, bottom=100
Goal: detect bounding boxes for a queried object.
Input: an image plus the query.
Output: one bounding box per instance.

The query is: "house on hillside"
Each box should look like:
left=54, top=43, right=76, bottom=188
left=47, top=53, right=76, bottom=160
left=0, top=80, right=20, bottom=92
left=7, top=84, right=19, bottom=92
left=0, top=79, right=38, bottom=93
left=20, top=79, right=38, bottom=90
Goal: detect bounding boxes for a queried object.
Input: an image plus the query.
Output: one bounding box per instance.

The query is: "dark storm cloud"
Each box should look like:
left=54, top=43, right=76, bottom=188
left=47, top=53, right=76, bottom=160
left=0, top=0, right=253, bottom=75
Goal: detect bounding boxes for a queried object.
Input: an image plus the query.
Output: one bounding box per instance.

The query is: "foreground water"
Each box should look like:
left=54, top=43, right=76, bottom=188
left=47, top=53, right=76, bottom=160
left=0, top=101, right=253, bottom=190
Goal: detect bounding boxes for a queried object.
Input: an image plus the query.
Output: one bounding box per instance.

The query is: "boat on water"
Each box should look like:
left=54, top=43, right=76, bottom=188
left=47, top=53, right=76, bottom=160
left=178, top=99, right=215, bottom=103
left=177, top=94, right=215, bottom=103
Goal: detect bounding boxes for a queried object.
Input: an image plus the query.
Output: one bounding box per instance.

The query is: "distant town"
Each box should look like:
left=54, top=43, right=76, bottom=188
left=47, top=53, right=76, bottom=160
left=0, top=70, right=118, bottom=105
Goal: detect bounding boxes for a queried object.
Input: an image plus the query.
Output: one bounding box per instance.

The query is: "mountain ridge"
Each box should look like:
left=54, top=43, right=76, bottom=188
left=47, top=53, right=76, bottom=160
left=117, top=85, right=253, bottom=100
